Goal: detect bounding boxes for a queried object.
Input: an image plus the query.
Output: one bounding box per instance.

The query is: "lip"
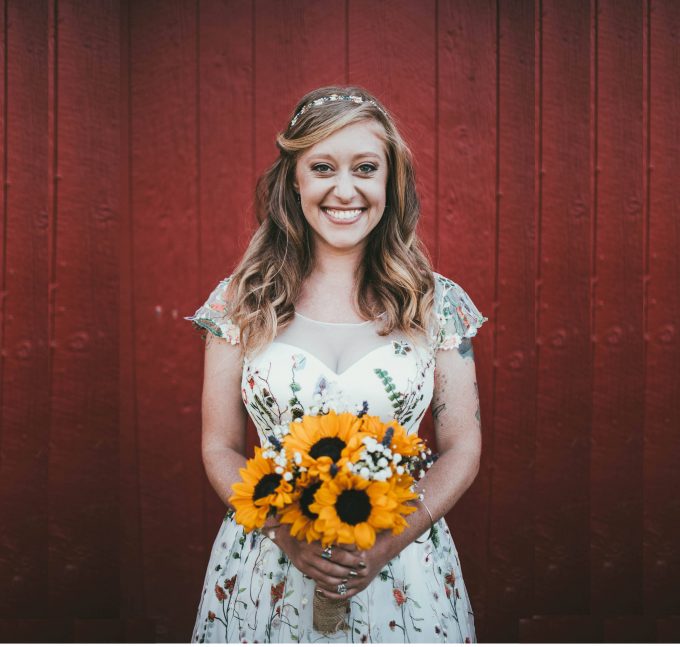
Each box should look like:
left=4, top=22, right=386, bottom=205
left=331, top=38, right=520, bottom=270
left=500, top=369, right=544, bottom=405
left=321, top=207, right=366, bottom=225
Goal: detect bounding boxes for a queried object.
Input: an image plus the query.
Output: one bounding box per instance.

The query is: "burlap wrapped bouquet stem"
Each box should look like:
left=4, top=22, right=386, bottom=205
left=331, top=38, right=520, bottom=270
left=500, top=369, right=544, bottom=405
left=313, top=590, right=349, bottom=633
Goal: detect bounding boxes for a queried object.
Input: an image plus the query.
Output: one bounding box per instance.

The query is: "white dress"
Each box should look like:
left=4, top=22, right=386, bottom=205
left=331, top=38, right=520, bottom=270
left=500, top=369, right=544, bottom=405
left=186, top=272, right=487, bottom=643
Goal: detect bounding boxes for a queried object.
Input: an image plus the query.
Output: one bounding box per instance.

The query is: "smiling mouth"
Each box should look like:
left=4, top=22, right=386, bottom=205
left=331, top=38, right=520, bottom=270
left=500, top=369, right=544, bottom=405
left=322, top=207, right=366, bottom=223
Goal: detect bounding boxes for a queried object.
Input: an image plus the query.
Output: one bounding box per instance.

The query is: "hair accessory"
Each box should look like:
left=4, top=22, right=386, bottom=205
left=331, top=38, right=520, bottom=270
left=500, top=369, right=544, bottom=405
left=289, top=93, right=388, bottom=128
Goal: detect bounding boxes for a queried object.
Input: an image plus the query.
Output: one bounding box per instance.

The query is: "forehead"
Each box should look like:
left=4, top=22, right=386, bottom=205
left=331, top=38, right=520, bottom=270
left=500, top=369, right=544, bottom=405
left=300, top=119, right=387, bottom=159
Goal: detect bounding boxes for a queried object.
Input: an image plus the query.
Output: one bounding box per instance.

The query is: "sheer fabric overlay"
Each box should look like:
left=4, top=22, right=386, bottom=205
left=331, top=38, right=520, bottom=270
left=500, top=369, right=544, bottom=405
left=186, top=272, right=487, bottom=643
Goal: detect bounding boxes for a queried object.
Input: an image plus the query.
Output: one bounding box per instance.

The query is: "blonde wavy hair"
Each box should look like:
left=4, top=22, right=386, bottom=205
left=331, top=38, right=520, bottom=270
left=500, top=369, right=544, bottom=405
left=227, top=85, right=436, bottom=355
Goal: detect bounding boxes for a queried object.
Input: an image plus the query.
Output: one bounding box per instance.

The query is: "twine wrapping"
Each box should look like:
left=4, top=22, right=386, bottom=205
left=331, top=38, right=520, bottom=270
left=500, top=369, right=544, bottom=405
left=313, top=591, right=349, bottom=634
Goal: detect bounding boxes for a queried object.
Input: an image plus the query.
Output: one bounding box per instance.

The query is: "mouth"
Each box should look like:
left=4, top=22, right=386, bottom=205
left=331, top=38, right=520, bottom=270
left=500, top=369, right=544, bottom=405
left=321, top=207, right=366, bottom=224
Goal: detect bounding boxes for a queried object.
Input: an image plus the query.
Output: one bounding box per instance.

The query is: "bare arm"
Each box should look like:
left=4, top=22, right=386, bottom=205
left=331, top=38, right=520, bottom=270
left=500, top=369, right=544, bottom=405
left=201, top=334, right=249, bottom=509
left=412, top=337, right=482, bottom=521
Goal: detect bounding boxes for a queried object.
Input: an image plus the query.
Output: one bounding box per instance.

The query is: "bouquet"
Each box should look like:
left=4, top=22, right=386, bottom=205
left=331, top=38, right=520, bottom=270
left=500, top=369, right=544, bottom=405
left=229, top=405, right=436, bottom=633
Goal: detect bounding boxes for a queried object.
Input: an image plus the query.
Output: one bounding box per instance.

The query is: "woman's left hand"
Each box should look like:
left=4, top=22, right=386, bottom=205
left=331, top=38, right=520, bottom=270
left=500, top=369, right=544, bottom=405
left=315, top=530, right=400, bottom=601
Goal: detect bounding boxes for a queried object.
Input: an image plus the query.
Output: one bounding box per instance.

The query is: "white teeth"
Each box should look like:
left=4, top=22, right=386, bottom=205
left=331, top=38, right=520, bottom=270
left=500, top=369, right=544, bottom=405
left=323, top=208, right=363, bottom=221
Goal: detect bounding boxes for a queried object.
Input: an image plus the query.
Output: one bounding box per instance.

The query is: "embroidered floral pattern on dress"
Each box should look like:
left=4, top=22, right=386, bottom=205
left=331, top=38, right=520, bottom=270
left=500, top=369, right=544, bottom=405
left=186, top=271, right=486, bottom=643
left=184, top=277, right=240, bottom=344
left=431, top=274, right=488, bottom=351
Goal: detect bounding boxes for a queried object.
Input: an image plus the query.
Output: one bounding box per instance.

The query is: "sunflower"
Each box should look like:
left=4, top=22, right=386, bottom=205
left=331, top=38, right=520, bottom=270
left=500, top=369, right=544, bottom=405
left=283, top=411, right=365, bottom=478
left=229, top=446, right=293, bottom=532
left=278, top=472, right=324, bottom=543
left=309, top=471, right=400, bottom=549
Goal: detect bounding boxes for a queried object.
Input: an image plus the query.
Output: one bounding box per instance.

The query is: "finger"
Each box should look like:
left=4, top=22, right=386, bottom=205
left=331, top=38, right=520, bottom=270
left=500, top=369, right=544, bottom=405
left=313, top=556, right=362, bottom=581
left=315, top=546, right=366, bottom=570
left=333, top=542, right=360, bottom=554
left=316, top=584, right=358, bottom=601
left=306, top=566, right=351, bottom=590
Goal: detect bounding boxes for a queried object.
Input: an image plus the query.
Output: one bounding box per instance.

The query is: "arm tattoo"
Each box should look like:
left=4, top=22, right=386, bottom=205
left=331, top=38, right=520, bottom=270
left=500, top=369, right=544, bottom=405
left=457, top=337, right=474, bottom=361
left=433, top=403, right=446, bottom=421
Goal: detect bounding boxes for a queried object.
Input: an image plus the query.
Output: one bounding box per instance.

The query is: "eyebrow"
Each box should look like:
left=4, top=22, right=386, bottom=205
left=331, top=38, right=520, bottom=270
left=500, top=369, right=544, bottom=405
left=309, top=152, right=383, bottom=161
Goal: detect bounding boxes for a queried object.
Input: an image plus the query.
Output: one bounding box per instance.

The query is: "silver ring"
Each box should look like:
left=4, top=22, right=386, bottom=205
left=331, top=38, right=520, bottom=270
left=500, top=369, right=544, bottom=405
left=321, top=545, right=333, bottom=560
left=348, top=569, right=358, bottom=578
left=337, top=582, right=347, bottom=595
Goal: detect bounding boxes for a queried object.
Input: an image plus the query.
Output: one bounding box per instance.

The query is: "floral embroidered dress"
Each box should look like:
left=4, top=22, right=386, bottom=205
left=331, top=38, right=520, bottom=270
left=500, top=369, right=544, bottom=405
left=186, top=272, right=487, bottom=643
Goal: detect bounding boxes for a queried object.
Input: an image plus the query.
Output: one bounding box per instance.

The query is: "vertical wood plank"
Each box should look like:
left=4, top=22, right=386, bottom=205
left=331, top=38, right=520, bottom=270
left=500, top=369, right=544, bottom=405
left=590, top=0, right=644, bottom=615
left=437, top=0, right=496, bottom=635
left=196, top=0, right=255, bottom=598
left=130, top=0, right=201, bottom=639
left=644, top=0, right=680, bottom=617
left=47, top=0, right=119, bottom=621
left=349, top=0, right=437, bottom=256
left=535, top=0, right=592, bottom=614
left=0, top=0, right=50, bottom=619
left=485, top=0, right=535, bottom=640
left=119, top=0, right=150, bottom=636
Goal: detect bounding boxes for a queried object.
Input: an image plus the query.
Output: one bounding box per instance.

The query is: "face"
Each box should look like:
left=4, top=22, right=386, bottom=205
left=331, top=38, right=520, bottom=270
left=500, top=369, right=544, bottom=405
left=293, top=119, right=389, bottom=255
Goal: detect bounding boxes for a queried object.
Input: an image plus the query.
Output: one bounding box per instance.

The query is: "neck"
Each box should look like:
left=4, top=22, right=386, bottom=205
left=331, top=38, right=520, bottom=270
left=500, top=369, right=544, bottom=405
left=310, top=242, right=364, bottom=280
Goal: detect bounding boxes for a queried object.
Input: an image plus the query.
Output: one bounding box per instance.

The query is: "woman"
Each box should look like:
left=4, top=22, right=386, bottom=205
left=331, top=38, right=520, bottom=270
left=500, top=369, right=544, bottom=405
left=187, top=86, right=486, bottom=643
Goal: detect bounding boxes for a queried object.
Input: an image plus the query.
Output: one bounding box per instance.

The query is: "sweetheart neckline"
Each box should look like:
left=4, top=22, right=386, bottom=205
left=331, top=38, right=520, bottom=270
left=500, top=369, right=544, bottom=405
left=244, top=340, right=426, bottom=378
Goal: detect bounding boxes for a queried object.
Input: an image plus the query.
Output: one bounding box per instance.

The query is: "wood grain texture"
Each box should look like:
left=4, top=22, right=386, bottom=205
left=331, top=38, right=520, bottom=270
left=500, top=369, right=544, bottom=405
left=129, top=0, right=202, bottom=640
left=484, top=0, right=535, bottom=640
left=0, top=0, right=50, bottom=620
left=643, top=0, right=680, bottom=618
left=437, top=0, right=496, bottom=633
left=119, top=0, right=149, bottom=635
left=590, top=0, right=645, bottom=615
left=47, top=0, right=119, bottom=620
left=535, top=0, right=592, bottom=616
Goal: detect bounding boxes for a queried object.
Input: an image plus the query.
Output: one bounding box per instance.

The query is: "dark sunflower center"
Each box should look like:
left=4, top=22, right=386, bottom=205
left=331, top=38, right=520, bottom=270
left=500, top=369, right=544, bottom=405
left=335, top=489, right=371, bottom=525
left=253, top=473, right=282, bottom=501
left=309, top=437, right=346, bottom=462
left=299, top=482, right=322, bottom=519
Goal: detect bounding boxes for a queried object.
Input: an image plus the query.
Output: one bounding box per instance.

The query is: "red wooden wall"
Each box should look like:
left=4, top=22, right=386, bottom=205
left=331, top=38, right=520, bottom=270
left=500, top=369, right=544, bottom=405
left=0, top=0, right=678, bottom=642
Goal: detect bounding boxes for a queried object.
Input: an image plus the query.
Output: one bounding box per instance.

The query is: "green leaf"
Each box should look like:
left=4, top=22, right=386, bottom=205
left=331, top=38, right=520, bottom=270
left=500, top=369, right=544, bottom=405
left=290, top=382, right=301, bottom=392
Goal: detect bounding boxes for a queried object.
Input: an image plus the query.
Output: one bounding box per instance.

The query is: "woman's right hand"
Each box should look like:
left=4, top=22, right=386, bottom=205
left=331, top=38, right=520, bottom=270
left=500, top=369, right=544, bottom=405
left=273, top=524, right=365, bottom=592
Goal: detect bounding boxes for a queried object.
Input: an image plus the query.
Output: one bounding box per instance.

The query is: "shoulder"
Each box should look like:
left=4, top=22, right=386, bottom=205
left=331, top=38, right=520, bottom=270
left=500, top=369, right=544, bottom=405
left=431, top=271, right=487, bottom=351
left=185, top=275, right=240, bottom=344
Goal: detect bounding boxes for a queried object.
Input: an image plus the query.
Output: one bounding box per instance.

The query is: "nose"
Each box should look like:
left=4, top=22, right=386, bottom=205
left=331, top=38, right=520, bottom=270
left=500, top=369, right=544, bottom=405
left=333, top=170, right=357, bottom=202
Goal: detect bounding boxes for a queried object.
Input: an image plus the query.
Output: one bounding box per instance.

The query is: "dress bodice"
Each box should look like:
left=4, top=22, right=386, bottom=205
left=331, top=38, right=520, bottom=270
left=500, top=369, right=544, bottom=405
left=187, top=272, right=487, bottom=446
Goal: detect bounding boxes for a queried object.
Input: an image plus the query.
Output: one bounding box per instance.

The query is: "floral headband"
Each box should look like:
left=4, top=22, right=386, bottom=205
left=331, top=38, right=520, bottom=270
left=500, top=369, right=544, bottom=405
left=289, top=93, right=389, bottom=128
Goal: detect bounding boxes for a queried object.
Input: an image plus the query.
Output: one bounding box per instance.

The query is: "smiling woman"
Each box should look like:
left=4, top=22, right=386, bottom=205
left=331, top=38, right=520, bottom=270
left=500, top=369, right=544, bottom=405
left=186, top=86, right=486, bottom=643
left=293, top=120, right=388, bottom=254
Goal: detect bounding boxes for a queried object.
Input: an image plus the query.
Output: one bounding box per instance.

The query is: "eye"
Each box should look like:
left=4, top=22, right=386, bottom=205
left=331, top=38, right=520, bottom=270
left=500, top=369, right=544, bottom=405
left=357, top=163, right=378, bottom=174
left=311, top=163, right=333, bottom=173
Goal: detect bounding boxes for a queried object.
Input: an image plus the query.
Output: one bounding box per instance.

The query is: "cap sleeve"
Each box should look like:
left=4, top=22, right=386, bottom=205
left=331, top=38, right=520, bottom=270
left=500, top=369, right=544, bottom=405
left=185, top=276, right=240, bottom=344
left=432, top=273, right=487, bottom=351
